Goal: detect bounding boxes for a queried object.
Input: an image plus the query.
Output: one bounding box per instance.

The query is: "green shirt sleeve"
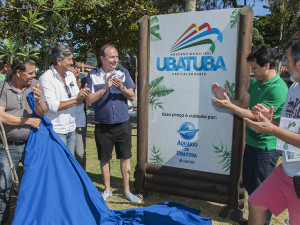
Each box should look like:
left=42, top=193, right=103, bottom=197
left=260, top=84, right=288, bottom=119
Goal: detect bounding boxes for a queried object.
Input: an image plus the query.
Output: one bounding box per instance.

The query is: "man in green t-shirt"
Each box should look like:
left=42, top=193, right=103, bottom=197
left=211, top=45, right=288, bottom=225
left=0, top=56, right=10, bottom=81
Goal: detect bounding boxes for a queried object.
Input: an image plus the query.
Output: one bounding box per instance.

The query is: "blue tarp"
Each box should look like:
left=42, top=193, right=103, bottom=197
left=12, top=92, right=212, bottom=225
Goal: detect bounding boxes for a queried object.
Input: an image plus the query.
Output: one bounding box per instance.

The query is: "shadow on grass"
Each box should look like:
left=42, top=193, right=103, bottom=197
left=86, top=172, right=127, bottom=192
left=86, top=170, right=240, bottom=224
left=140, top=190, right=241, bottom=224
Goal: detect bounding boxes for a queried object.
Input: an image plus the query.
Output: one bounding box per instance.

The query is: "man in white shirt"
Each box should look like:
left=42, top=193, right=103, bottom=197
left=39, top=45, right=90, bottom=154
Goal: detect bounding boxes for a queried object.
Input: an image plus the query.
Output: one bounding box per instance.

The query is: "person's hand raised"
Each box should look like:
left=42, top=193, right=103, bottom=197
left=211, top=82, right=228, bottom=100
left=33, top=83, right=42, bottom=104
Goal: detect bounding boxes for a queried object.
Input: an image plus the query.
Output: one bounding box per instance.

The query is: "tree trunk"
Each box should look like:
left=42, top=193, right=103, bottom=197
left=185, top=0, right=196, bottom=12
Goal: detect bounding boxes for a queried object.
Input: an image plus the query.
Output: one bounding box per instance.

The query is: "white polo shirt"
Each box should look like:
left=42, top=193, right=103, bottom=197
left=39, top=66, right=79, bottom=134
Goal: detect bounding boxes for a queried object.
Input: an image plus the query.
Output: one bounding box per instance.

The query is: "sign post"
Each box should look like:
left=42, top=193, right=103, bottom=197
left=135, top=6, right=253, bottom=215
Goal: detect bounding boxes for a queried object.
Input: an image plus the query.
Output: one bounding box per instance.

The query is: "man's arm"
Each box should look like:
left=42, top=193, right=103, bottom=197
left=211, top=82, right=254, bottom=119
left=58, top=72, right=90, bottom=110
left=86, top=86, right=109, bottom=106
left=120, top=86, right=135, bottom=102
left=32, top=83, right=47, bottom=117
left=0, top=107, right=41, bottom=129
left=57, top=98, right=81, bottom=111
left=211, top=82, right=250, bottom=107
left=72, top=67, right=84, bottom=89
left=57, top=87, right=89, bottom=111
left=251, top=104, right=280, bottom=126
left=86, top=73, right=113, bottom=106
left=40, top=73, right=89, bottom=112
left=112, top=74, right=135, bottom=102
left=245, top=113, right=300, bottom=148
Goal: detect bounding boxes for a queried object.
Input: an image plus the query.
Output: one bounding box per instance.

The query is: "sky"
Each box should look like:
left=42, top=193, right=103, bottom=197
left=252, top=1, right=270, bottom=16
left=237, top=0, right=270, bottom=16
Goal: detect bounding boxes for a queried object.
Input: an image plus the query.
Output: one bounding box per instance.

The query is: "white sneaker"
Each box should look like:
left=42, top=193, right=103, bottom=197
left=102, top=190, right=112, bottom=201
left=124, top=192, right=141, bottom=204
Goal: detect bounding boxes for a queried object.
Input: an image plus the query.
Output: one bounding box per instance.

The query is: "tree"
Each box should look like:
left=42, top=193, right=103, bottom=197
left=185, top=0, right=196, bottom=12
left=65, top=0, right=158, bottom=77
left=252, top=27, right=265, bottom=47
left=254, top=0, right=300, bottom=59
left=3, top=0, right=291, bottom=77
left=0, top=0, right=72, bottom=73
left=0, top=0, right=159, bottom=77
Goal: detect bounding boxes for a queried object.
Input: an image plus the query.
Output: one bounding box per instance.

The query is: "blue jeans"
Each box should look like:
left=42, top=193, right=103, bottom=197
left=242, top=144, right=281, bottom=225
left=57, top=131, right=76, bottom=156
left=0, top=143, right=25, bottom=222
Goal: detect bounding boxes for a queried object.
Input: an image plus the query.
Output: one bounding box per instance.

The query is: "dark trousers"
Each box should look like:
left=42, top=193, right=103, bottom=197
left=242, top=144, right=281, bottom=225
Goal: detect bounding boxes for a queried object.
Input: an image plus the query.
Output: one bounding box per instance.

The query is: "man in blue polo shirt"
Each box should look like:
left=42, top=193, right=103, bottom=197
left=86, top=44, right=140, bottom=204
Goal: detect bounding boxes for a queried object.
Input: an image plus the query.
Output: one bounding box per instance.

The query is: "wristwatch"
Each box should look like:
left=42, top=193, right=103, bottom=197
left=120, top=85, right=124, bottom=92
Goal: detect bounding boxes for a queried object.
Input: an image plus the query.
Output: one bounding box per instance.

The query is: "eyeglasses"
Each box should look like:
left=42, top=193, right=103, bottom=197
left=65, top=85, right=71, bottom=98
left=17, top=94, right=22, bottom=109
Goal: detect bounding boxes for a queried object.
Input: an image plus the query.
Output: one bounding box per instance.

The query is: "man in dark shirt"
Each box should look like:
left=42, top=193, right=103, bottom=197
left=87, top=44, right=140, bottom=204
left=0, top=60, right=47, bottom=224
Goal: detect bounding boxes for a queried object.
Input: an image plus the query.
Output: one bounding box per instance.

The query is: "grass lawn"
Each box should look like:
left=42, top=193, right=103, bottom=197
left=7, top=123, right=288, bottom=224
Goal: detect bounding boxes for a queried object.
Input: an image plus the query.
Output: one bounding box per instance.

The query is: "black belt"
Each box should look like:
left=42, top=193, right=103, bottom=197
left=6, top=140, right=27, bottom=146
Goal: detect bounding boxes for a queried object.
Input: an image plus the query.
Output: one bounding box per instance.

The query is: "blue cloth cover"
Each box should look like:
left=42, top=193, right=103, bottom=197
left=12, top=92, right=212, bottom=225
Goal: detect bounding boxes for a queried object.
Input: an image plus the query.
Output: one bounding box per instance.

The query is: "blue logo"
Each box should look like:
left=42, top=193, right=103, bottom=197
left=115, top=74, right=122, bottom=79
left=177, top=122, right=199, bottom=140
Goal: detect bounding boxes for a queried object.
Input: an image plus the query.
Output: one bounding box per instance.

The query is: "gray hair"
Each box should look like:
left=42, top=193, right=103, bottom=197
left=287, top=37, right=300, bottom=65
left=50, top=45, right=73, bottom=65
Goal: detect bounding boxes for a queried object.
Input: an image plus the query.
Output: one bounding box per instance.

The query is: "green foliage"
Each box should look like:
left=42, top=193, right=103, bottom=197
left=16, top=44, right=40, bottom=62
left=149, top=76, right=164, bottom=90
left=2, top=0, right=297, bottom=76
left=0, top=0, right=72, bottom=72
left=150, top=16, right=162, bottom=42
left=151, top=0, right=240, bottom=13
left=148, top=145, right=165, bottom=165
left=0, top=39, right=21, bottom=65
left=0, top=39, right=40, bottom=66
left=20, top=9, right=47, bottom=33
left=149, top=76, right=174, bottom=111
left=252, top=27, right=265, bottom=47
left=225, top=80, right=235, bottom=99
left=150, top=16, right=159, bottom=25
left=254, top=0, right=300, bottom=59
left=52, top=0, right=72, bottom=10
left=212, top=142, right=231, bottom=173
left=66, top=0, right=158, bottom=77
left=150, top=85, right=174, bottom=98
left=230, top=9, right=238, bottom=28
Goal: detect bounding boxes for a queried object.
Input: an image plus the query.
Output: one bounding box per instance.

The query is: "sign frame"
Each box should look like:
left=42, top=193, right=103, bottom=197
left=135, top=6, right=253, bottom=211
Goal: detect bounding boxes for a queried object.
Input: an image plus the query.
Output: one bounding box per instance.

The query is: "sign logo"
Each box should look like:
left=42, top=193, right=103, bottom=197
left=170, top=23, right=223, bottom=53
left=177, top=122, right=199, bottom=140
